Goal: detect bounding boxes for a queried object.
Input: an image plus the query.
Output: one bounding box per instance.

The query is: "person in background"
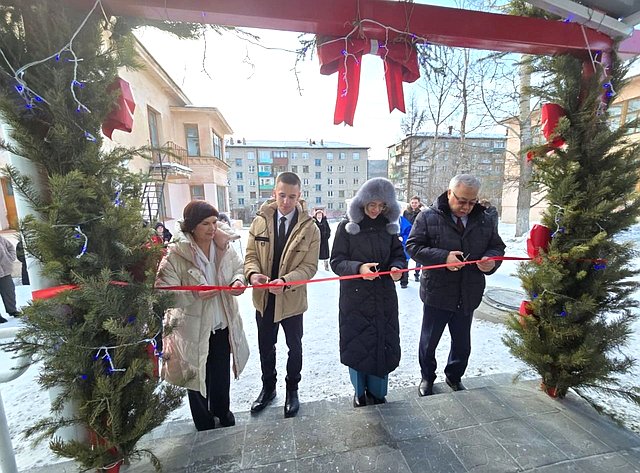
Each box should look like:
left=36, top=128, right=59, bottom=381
left=156, top=201, right=249, bottom=431
left=479, top=198, right=499, bottom=229
left=401, top=196, right=423, bottom=285
left=313, top=208, right=332, bottom=271
left=16, top=238, right=29, bottom=286
left=330, top=177, right=405, bottom=407
left=154, top=222, right=173, bottom=244
left=0, top=235, right=19, bottom=323
left=407, top=174, right=505, bottom=396
left=218, top=212, right=232, bottom=227
left=244, top=172, right=320, bottom=418
left=398, top=214, right=412, bottom=288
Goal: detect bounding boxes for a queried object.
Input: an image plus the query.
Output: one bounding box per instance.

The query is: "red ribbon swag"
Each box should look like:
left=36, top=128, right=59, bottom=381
left=318, top=37, right=420, bottom=126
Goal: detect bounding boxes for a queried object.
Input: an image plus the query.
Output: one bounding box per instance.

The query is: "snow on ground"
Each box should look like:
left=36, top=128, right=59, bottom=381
left=1, top=221, right=640, bottom=471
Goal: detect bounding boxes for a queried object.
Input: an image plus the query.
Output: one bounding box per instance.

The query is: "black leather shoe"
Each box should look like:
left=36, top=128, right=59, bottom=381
left=353, top=394, right=367, bottom=407
left=400, top=283, right=408, bottom=289
left=0, top=315, right=6, bottom=324
left=414, top=274, right=420, bottom=282
left=251, top=388, right=276, bottom=413
left=445, top=377, right=466, bottom=391
left=284, top=389, right=299, bottom=418
left=218, top=411, right=235, bottom=427
left=418, top=379, right=434, bottom=396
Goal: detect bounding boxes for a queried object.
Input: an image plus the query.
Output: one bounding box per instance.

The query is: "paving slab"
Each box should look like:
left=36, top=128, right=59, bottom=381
left=26, top=374, right=640, bottom=473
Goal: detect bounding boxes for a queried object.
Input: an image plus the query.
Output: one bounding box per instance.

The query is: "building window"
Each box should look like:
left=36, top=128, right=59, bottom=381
left=338, top=166, right=345, bottom=172
left=236, top=172, right=243, bottom=179
left=353, top=178, right=359, bottom=185
left=339, top=152, right=346, bottom=160
left=248, top=165, right=256, bottom=173
left=316, top=197, right=322, bottom=204
left=339, top=202, right=345, bottom=209
left=291, top=165, right=298, bottom=173
left=190, top=185, right=204, bottom=200
left=338, top=178, right=345, bottom=185
left=185, top=124, right=200, bottom=157
left=327, top=165, right=334, bottom=172
left=493, top=141, right=505, bottom=148
left=327, top=202, right=334, bottom=209
left=303, top=178, right=309, bottom=185
left=302, top=152, right=309, bottom=159
left=339, top=190, right=345, bottom=198
left=147, top=107, right=160, bottom=163
left=302, top=165, right=309, bottom=173
left=352, top=152, right=360, bottom=160
left=213, top=133, right=222, bottom=157
left=315, top=159, right=322, bottom=167
left=250, top=191, right=256, bottom=199
left=315, top=172, right=322, bottom=179
left=626, top=99, right=640, bottom=133
left=327, top=191, right=334, bottom=197
left=291, top=152, right=298, bottom=160
left=353, top=165, right=359, bottom=172
left=258, top=150, right=272, bottom=163
left=315, top=184, right=322, bottom=192
left=327, top=178, right=333, bottom=185
left=258, top=165, right=272, bottom=173
left=237, top=185, right=244, bottom=192
left=247, top=151, right=255, bottom=160
left=273, top=150, right=288, bottom=158
left=303, top=190, right=309, bottom=198
left=326, top=152, right=334, bottom=160
left=249, top=179, right=256, bottom=186
left=235, top=158, right=242, bottom=167
left=608, top=104, right=622, bottom=130
left=238, top=198, right=245, bottom=205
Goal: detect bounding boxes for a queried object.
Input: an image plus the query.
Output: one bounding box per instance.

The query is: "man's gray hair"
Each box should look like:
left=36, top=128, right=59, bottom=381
left=449, top=174, right=481, bottom=191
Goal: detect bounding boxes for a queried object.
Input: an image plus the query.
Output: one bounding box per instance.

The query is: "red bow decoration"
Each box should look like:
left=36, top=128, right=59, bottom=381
left=526, top=224, right=551, bottom=259
left=318, top=38, right=420, bottom=126
left=102, top=78, right=136, bottom=140
left=540, top=103, right=566, bottom=149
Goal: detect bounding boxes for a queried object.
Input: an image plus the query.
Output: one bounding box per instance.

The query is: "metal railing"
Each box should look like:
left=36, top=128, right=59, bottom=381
left=0, top=327, right=31, bottom=473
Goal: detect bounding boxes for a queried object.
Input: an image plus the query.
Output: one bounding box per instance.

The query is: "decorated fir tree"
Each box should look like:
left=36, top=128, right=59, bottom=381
left=503, top=51, right=640, bottom=401
left=0, top=1, right=207, bottom=470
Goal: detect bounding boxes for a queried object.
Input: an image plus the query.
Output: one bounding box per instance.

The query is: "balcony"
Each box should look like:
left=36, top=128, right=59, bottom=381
left=150, top=141, right=193, bottom=179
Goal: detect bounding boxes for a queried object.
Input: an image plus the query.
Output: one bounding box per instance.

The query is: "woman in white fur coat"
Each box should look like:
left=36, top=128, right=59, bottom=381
left=156, top=201, right=249, bottom=431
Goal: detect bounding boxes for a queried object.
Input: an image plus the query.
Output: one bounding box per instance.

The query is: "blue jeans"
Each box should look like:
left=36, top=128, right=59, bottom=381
left=349, top=368, right=388, bottom=398
left=419, top=305, right=473, bottom=383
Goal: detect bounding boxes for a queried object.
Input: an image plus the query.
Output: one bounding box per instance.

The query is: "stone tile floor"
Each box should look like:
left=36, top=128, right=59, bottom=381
left=30, top=374, right=640, bottom=472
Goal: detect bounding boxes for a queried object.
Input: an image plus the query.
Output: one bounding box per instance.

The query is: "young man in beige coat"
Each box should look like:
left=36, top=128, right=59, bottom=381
left=245, top=172, right=320, bottom=418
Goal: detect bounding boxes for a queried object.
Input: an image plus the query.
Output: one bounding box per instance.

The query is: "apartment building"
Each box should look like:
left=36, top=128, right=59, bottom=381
left=225, top=140, right=369, bottom=222
left=387, top=132, right=507, bottom=208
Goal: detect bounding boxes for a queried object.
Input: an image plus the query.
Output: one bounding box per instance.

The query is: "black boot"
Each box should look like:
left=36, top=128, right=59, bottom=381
left=284, top=389, right=299, bottom=418
left=0, top=315, right=6, bottom=324
left=218, top=411, right=236, bottom=427
left=353, top=393, right=367, bottom=407
left=418, top=378, right=434, bottom=396
left=365, top=389, right=386, bottom=405
left=251, top=387, right=276, bottom=413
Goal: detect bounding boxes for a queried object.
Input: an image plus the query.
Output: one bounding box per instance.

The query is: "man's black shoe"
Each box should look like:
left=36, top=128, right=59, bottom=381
left=445, top=377, right=466, bottom=391
left=414, top=273, right=420, bottom=282
left=218, top=411, right=236, bottom=427
left=418, top=379, right=434, bottom=396
left=250, top=388, right=276, bottom=413
left=400, top=283, right=408, bottom=289
left=353, top=394, right=367, bottom=407
left=284, top=389, right=299, bottom=418
left=9, top=312, right=20, bottom=318
left=0, top=315, right=7, bottom=324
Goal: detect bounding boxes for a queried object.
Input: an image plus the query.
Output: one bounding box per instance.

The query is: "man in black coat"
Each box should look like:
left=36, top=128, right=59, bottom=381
left=406, top=174, right=505, bottom=396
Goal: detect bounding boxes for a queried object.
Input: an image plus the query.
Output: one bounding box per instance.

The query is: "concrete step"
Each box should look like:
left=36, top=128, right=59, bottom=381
left=27, top=373, right=640, bottom=472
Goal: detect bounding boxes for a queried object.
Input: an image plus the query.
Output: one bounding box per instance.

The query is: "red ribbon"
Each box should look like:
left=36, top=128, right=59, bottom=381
left=318, top=38, right=420, bottom=126
left=31, top=255, right=607, bottom=300
left=102, top=78, right=136, bottom=140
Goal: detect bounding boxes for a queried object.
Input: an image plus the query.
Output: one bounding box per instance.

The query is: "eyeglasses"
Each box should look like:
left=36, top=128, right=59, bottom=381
left=451, top=191, right=478, bottom=207
left=366, top=202, right=387, bottom=211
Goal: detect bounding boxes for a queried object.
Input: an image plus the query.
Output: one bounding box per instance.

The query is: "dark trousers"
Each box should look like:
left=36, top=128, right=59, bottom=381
left=400, top=260, right=421, bottom=284
left=256, top=294, right=303, bottom=391
left=187, top=328, right=231, bottom=431
left=419, top=305, right=473, bottom=383
left=0, top=274, right=17, bottom=315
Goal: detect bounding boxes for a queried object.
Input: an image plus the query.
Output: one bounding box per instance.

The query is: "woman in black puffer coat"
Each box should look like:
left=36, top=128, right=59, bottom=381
left=330, top=178, right=406, bottom=408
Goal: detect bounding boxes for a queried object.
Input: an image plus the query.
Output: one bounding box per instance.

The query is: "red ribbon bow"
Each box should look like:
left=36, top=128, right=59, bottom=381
left=318, top=38, right=420, bottom=126
left=102, top=78, right=136, bottom=140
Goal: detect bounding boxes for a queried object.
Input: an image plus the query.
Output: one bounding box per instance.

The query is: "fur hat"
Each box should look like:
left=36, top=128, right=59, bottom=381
left=346, top=177, right=400, bottom=235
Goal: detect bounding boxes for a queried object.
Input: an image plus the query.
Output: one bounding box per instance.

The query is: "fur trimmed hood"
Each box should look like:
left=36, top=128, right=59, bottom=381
left=346, top=177, right=400, bottom=235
